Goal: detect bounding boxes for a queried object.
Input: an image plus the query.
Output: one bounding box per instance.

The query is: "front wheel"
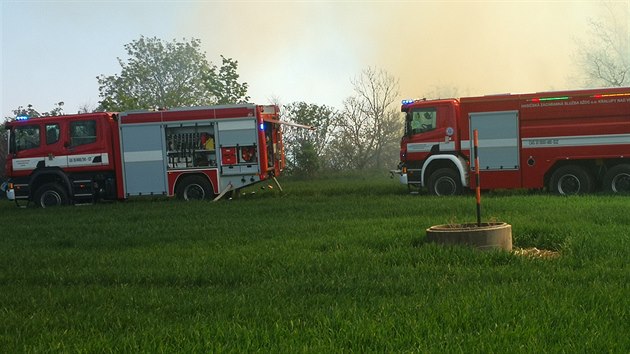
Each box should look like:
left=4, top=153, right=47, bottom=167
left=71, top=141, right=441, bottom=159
left=603, top=164, right=630, bottom=194
left=427, top=168, right=462, bottom=196
left=175, top=175, right=214, bottom=201
left=548, top=165, right=593, bottom=195
left=34, top=182, right=69, bottom=208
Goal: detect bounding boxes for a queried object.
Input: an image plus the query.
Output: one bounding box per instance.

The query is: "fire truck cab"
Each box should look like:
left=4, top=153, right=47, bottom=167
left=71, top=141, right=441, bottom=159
left=5, top=112, right=119, bottom=205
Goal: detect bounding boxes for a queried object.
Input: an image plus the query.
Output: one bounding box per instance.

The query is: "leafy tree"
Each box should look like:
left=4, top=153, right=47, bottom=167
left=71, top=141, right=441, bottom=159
left=0, top=123, right=7, bottom=178
left=207, top=55, right=250, bottom=104
left=77, top=103, right=97, bottom=114
left=293, top=141, right=320, bottom=177
left=282, top=102, right=338, bottom=175
left=9, top=102, right=64, bottom=118
left=12, top=104, right=41, bottom=118
left=97, top=36, right=249, bottom=111
left=575, top=2, right=629, bottom=87
left=47, top=102, right=65, bottom=117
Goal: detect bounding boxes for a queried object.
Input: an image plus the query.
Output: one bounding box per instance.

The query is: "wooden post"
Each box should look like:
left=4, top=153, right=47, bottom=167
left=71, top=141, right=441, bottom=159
left=474, top=129, right=481, bottom=227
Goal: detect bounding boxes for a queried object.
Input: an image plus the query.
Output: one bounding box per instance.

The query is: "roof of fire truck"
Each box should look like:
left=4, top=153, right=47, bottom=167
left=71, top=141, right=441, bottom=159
left=5, top=112, right=117, bottom=128
left=401, top=86, right=630, bottom=108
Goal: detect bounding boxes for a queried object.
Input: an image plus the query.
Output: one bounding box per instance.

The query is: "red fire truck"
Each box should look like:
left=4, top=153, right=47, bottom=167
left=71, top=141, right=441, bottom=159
left=4, top=104, right=286, bottom=207
left=393, top=87, right=630, bottom=195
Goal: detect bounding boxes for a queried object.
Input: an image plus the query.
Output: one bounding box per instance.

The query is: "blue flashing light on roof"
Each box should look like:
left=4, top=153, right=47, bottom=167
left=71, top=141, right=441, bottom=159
left=402, top=99, right=415, bottom=105
left=16, top=115, right=29, bottom=121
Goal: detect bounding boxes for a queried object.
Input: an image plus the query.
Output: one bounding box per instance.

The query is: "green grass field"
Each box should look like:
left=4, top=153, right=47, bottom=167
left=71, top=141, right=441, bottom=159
left=1, top=172, right=629, bottom=352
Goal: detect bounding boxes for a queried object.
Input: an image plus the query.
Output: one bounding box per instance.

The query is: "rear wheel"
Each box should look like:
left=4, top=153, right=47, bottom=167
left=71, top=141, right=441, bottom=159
left=34, top=182, right=69, bottom=208
left=427, top=168, right=462, bottom=196
left=603, top=164, right=630, bottom=194
left=549, top=165, right=593, bottom=195
left=175, top=176, right=213, bottom=201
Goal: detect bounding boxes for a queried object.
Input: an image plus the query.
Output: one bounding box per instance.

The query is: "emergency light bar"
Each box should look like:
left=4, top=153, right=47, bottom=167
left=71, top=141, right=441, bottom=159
left=530, top=96, right=569, bottom=103
left=16, top=115, right=29, bottom=121
left=530, top=92, right=630, bottom=103
left=402, top=99, right=415, bottom=105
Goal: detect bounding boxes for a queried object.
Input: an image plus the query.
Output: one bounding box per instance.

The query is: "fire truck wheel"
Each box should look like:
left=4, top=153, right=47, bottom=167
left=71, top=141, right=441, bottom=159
left=603, top=164, right=630, bottom=194
left=176, top=176, right=213, bottom=201
left=427, top=168, right=462, bottom=196
left=34, top=182, right=69, bottom=208
left=549, top=165, right=593, bottom=195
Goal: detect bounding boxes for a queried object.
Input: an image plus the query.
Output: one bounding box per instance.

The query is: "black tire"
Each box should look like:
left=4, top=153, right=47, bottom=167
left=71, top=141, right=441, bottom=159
left=175, top=175, right=213, bottom=201
left=603, top=164, right=630, bottom=194
left=549, top=165, right=593, bottom=195
left=427, top=168, right=462, bottom=196
left=33, top=182, right=69, bottom=208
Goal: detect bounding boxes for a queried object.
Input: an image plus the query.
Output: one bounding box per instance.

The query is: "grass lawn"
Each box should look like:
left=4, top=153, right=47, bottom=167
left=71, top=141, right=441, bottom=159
left=1, top=172, right=629, bottom=352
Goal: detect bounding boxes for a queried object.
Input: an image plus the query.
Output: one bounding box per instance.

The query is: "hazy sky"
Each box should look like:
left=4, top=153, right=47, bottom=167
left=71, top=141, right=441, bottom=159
left=1, top=1, right=626, bottom=118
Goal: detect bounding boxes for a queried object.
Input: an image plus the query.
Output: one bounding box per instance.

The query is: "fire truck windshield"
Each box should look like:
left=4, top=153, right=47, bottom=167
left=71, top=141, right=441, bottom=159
left=10, top=125, right=40, bottom=153
left=406, top=107, right=437, bottom=136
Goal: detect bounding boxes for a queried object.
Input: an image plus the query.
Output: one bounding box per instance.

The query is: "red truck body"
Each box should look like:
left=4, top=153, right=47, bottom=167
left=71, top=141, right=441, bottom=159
left=5, top=104, right=285, bottom=206
left=395, top=87, right=630, bottom=195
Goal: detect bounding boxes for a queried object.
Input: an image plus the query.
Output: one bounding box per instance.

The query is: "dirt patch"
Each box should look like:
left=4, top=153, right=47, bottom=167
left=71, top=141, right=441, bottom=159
left=513, top=247, right=560, bottom=259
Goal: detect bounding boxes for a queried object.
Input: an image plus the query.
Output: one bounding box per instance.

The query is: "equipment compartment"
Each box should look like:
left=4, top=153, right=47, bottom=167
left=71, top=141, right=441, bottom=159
left=165, top=123, right=216, bottom=169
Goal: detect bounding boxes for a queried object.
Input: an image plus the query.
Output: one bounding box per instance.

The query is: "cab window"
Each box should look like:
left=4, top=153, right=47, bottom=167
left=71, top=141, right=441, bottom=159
left=46, top=123, right=60, bottom=145
left=70, top=120, right=97, bottom=147
left=407, top=108, right=437, bottom=135
left=12, top=125, right=41, bottom=152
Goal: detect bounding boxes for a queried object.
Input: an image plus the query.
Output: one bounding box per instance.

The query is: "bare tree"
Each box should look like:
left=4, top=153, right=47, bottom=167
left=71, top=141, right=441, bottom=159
left=575, top=2, right=629, bottom=87
left=423, top=85, right=463, bottom=100
left=330, top=68, right=403, bottom=170
left=328, top=96, right=367, bottom=169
